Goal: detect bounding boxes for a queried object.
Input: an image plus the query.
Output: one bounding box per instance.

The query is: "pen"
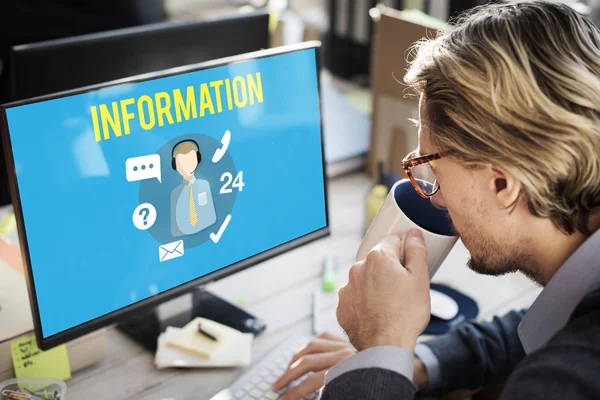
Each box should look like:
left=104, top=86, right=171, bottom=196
left=312, top=288, right=320, bottom=335
left=197, top=323, right=219, bottom=341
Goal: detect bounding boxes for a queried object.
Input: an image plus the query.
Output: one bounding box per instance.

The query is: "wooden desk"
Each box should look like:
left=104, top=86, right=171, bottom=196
left=67, top=172, right=541, bottom=399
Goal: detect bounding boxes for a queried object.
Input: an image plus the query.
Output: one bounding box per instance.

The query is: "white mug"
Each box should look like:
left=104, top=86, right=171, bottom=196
left=357, top=179, right=458, bottom=279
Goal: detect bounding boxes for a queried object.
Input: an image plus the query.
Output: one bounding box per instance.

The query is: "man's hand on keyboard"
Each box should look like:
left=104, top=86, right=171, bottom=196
left=273, top=332, right=356, bottom=400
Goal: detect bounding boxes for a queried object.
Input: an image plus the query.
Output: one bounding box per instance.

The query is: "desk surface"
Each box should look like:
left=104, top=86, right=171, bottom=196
left=67, top=172, right=541, bottom=400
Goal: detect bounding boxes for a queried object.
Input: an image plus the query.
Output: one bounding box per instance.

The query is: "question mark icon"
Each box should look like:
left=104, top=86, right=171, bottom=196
left=133, top=203, right=156, bottom=230
left=139, top=208, right=150, bottom=226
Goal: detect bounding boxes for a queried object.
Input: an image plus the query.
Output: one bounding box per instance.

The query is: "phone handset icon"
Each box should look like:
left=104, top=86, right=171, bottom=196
left=212, top=130, right=231, bottom=163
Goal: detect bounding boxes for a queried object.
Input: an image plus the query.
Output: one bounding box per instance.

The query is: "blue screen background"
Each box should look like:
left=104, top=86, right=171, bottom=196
left=5, top=49, right=327, bottom=338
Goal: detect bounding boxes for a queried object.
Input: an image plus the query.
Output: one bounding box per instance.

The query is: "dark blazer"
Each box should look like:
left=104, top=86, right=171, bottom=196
left=320, top=287, right=600, bottom=399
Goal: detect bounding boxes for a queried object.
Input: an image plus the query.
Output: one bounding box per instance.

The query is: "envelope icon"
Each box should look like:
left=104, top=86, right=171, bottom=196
left=159, top=240, right=184, bottom=262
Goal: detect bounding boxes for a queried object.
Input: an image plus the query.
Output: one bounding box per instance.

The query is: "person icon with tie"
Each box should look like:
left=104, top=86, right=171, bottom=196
left=170, top=139, right=217, bottom=237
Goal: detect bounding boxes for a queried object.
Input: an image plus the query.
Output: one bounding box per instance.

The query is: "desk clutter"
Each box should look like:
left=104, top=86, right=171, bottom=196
left=2, top=332, right=71, bottom=399
left=0, top=378, right=66, bottom=400
left=155, top=318, right=253, bottom=369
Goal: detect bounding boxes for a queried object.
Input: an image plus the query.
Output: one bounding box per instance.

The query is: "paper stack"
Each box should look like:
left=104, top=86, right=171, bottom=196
left=155, top=317, right=253, bottom=369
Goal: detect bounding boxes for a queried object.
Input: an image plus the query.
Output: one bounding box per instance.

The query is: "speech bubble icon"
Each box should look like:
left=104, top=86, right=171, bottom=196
left=126, top=154, right=161, bottom=183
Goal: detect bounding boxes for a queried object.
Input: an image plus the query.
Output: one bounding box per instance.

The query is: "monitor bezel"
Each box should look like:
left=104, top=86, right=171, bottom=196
left=0, top=41, right=330, bottom=350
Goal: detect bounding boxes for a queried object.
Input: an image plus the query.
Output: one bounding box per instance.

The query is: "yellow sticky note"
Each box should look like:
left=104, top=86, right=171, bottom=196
left=11, top=335, right=71, bottom=381
left=0, top=212, right=16, bottom=237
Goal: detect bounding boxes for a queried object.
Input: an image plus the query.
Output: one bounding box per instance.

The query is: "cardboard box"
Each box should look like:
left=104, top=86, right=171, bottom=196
left=367, top=6, right=449, bottom=177
left=269, top=11, right=323, bottom=48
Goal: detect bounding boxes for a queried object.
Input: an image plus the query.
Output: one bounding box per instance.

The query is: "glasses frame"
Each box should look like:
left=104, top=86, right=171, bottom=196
left=401, top=150, right=443, bottom=198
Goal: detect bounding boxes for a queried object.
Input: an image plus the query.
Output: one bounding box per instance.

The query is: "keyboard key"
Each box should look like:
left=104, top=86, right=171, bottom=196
left=271, top=364, right=287, bottom=375
left=214, top=337, right=316, bottom=400
left=265, top=392, right=280, bottom=400
left=274, top=369, right=285, bottom=378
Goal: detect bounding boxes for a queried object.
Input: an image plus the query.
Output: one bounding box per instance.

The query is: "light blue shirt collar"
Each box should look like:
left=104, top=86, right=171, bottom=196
left=518, top=228, right=600, bottom=354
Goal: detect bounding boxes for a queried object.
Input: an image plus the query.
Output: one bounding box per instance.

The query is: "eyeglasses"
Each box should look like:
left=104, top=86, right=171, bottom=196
left=401, top=150, right=443, bottom=198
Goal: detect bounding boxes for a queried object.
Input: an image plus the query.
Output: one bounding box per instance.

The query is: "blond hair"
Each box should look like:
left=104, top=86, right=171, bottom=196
left=173, top=141, right=198, bottom=157
left=405, top=0, right=600, bottom=235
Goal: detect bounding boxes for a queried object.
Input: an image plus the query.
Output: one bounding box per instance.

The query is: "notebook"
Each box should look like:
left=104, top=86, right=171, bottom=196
left=166, top=317, right=245, bottom=359
left=156, top=326, right=252, bottom=369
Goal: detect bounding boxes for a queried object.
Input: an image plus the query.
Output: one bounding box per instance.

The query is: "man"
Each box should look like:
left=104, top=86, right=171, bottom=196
left=170, top=139, right=217, bottom=237
left=273, top=1, right=600, bottom=398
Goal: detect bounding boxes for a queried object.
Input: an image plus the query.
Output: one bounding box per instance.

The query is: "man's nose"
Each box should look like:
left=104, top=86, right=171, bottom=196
left=430, top=190, right=447, bottom=210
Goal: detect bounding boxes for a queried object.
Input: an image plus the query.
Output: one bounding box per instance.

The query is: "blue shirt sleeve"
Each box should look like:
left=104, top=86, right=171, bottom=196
left=414, top=343, right=442, bottom=393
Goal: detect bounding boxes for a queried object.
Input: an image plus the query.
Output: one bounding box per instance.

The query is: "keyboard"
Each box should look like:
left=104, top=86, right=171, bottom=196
left=209, top=335, right=320, bottom=400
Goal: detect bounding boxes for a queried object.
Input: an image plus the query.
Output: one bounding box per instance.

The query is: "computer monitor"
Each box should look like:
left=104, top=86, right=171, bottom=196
left=8, top=11, right=270, bottom=102
left=0, top=42, right=328, bottom=350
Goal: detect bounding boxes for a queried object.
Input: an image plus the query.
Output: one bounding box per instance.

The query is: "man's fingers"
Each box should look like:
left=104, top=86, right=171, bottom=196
left=403, top=229, right=429, bottom=278
left=346, top=259, right=365, bottom=286
left=370, top=234, right=404, bottom=261
left=273, top=354, right=322, bottom=390
left=280, top=370, right=326, bottom=400
left=273, top=364, right=302, bottom=391
left=273, top=352, right=343, bottom=391
left=317, top=331, right=347, bottom=342
left=288, top=338, right=349, bottom=366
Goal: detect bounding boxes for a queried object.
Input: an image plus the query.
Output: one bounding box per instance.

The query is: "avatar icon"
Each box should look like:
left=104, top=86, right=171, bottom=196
left=170, top=139, right=217, bottom=237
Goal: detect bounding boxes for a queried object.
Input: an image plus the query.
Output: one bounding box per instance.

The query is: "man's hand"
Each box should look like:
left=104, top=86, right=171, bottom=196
left=273, top=332, right=356, bottom=400
left=336, top=229, right=431, bottom=352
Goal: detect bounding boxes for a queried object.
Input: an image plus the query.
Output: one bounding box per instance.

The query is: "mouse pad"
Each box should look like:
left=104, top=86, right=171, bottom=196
left=424, top=283, right=479, bottom=335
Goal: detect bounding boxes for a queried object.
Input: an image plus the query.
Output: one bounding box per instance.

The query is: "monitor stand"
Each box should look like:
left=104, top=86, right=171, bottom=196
left=116, top=287, right=266, bottom=351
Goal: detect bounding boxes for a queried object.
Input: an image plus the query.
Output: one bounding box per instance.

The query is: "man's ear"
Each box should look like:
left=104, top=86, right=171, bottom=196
left=489, top=166, right=521, bottom=208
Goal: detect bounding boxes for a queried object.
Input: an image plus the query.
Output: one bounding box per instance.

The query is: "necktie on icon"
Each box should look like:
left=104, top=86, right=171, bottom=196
left=188, top=182, right=198, bottom=226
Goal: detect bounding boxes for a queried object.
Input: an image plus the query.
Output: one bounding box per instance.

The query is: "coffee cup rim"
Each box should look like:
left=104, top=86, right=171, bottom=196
left=391, top=179, right=456, bottom=239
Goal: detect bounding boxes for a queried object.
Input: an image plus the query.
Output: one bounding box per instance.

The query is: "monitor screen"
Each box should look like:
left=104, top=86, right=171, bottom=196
left=1, top=44, right=328, bottom=348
